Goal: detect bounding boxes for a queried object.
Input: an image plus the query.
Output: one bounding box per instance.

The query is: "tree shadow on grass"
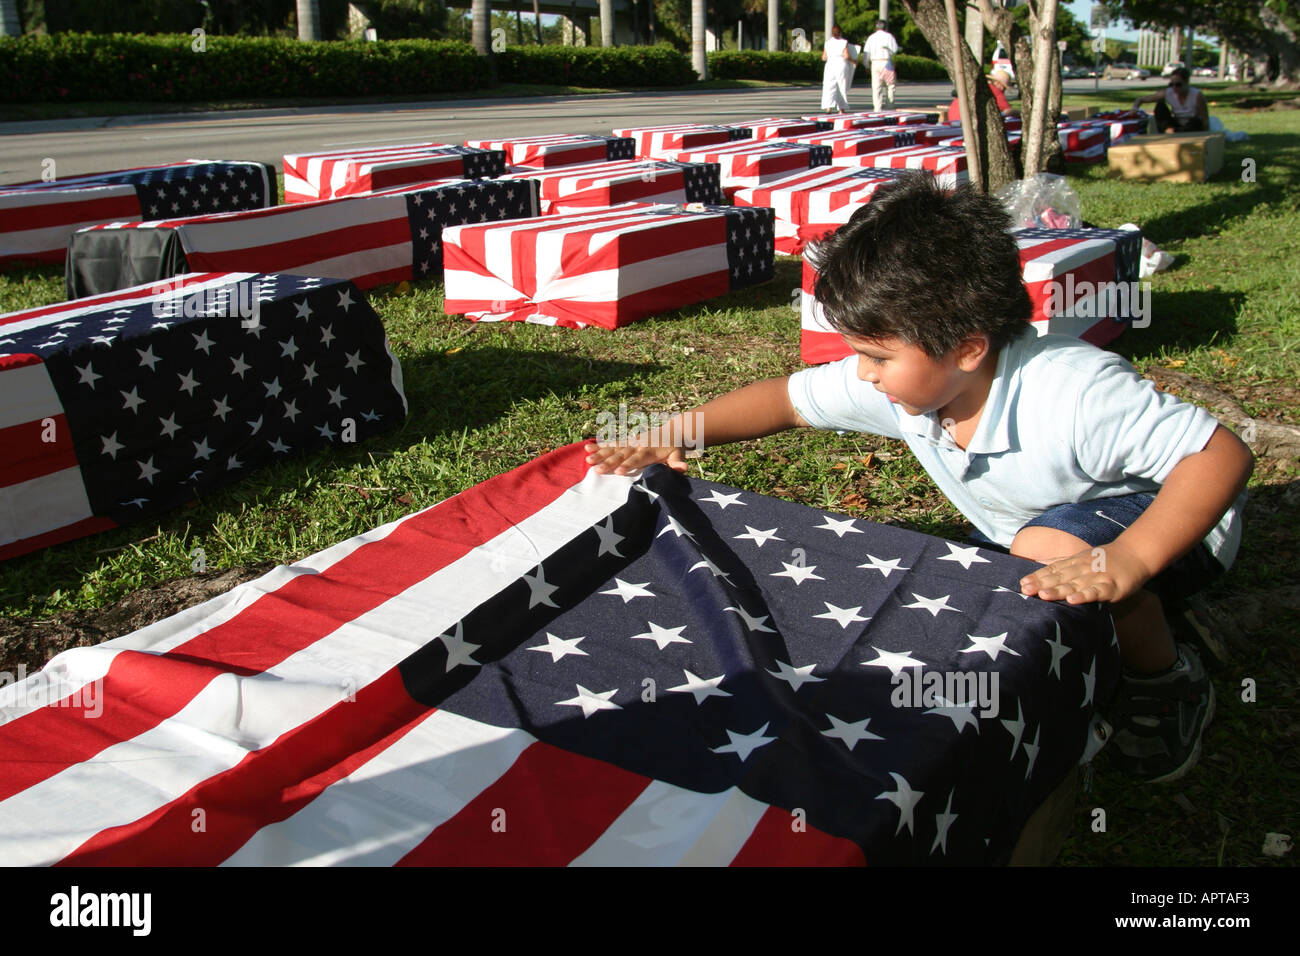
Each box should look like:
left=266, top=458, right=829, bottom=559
left=1109, top=289, right=1246, bottom=364
left=1117, top=132, right=1300, bottom=247
left=0, top=346, right=659, bottom=607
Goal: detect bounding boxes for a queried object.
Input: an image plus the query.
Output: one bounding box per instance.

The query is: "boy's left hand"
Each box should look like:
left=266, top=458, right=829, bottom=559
left=1019, top=541, right=1153, bottom=605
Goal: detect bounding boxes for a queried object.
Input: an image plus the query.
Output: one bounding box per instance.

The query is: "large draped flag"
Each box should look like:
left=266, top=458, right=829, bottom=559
left=282, top=144, right=507, bottom=203
left=0, top=161, right=276, bottom=269
left=0, top=443, right=1117, bottom=865
left=442, top=203, right=775, bottom=329
left=0, top=273, right=406, bottom=561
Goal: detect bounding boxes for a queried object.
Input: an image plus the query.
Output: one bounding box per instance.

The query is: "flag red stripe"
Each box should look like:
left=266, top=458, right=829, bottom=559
left=0, top=272, right=231, bottom=326
left=0, top=193, right=139, bottom=233
left=729, top=805, right=867, bottom=866
left=0, top=516, right=117, bottom=563
left=55, top=669, right=432, bottom=866
left=395, top=740, right=651, bottom=866
left=0, top=443, right=591, bottom=801
left=182, top=218, right=410, bottom=277
left=0, top=415, right=78, bottom=488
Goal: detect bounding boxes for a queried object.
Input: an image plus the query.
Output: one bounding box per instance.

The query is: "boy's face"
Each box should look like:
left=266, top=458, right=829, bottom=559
left=843, top=334, right=978, bottom=417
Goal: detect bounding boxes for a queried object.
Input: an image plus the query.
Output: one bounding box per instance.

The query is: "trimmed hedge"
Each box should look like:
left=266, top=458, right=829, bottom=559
left=496, top=45, right=695, bottom=88
left=0, top=34, right=698, bottom=103
left=0, top=33, right=485, bottom=103
left=706, top=50, right=949, bottom=83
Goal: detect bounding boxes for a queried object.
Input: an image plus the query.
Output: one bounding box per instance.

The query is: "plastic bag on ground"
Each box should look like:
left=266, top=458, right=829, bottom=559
left=1119, top=222, right=1173, bottom=276
left=995, top=173, right=1083, bottom=230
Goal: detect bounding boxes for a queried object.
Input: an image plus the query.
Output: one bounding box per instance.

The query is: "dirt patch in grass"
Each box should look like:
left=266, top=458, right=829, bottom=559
left=0, top=563, right=274, bottom=676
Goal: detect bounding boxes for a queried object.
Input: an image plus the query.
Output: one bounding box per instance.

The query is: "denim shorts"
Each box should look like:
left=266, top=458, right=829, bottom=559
left=970, top=492, right=1225, bottom=606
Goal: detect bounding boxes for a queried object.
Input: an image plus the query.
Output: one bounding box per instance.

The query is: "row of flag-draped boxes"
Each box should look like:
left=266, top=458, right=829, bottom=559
left=1, top=112, right=975, bottom=274
left=0, top=108, right=1143, bottom=271
left=1, top=127, right=1145, bottom=560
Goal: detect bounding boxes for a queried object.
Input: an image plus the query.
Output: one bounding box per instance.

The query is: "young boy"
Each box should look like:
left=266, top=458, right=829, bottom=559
left=586, top=172, right=1253, bottom=783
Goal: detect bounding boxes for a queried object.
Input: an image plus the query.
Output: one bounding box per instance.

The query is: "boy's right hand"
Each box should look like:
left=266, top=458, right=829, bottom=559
left=584, top=440, right=687, bottom=476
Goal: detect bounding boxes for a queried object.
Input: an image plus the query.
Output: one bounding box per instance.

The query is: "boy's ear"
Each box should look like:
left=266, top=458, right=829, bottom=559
left=956, top=334, right=991, bottom=371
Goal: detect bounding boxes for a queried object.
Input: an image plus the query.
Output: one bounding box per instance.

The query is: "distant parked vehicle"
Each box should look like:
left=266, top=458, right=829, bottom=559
left=1105, top=64, right=1150, bottom=80
left=1161, top=61, right=1186, bottom=78
left=1193, top=67, right=1216, bottom=77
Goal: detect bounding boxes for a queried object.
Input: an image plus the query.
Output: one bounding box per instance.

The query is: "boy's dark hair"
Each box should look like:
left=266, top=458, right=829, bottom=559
left=809, top=171, right=1032, bottom=358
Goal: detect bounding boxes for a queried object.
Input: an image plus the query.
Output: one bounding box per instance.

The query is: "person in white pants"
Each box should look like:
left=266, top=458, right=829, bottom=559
left=864, top=18, right=898, bottom=112
left=821, top=24, right=851, bottom=112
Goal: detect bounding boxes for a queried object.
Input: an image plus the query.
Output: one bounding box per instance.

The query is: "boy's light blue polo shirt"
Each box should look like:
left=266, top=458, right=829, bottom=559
left=788, top=329, right=1243, bottom=568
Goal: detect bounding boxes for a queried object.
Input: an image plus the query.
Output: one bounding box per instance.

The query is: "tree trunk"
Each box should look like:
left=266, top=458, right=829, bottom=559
left=976, top=0, right=1061, bottom=177
left=472, top=0, right=490, bottom=55
left=692, top=0, right=707, bottom=78
left=296, top=0, right=321, bottom=41
left=1259, top=4, right=1300, bottom=87
left=901, top=0, right=1016, bottom=193
left=534, top=0, right=544, bottom=44
left=1022, top=0, right=1059, bottom=177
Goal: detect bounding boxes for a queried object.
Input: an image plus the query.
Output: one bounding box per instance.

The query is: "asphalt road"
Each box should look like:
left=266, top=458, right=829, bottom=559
left=0, top=78, right=1140, bottom=186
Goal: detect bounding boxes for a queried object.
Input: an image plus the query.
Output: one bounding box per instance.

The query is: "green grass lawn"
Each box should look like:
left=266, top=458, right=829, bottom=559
left=1, top=90, right=1296, bottom=867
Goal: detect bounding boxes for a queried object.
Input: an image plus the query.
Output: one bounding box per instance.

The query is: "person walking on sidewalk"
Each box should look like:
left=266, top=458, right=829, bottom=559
left=865, top=18, right=899, bottom=112
left=821, top=24, right=852, bottom=112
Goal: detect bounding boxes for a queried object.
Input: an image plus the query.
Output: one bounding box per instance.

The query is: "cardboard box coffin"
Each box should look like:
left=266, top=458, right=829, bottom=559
left=1108, top=131, right=1226, bottom=182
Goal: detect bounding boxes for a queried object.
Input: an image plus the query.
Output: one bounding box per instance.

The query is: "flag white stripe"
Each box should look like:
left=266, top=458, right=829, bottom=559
left=0, top=467, right=93, bottom=546
left=569, top=781, right=768, bottom=866
left=222, top=710, right=534, bottom=866
left=0, top=360, right=61, bottom=430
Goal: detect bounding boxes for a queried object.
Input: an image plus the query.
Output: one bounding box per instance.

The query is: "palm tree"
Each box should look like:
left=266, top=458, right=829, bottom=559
left=472, top=0, right=490, bottom=54
left=296, top=0, right=321, bottom=41
left=600, top=0, right=614, bottom=46
left=692, top=0, right=707, bottom=77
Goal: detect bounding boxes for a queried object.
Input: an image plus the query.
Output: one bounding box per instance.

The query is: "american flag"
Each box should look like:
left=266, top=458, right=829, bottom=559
left=67, top=179, right=540, bottom=298
left=282, top=144, right=507, bottom=203
left=831, top=145, right=970, bottom=189
left=800, top=225, right=1145, bottom=362
left=929, top=132, right=1024, bottom=153
left=0, top=272, right=407, bottom=561
left=442, top=203, right=774, bottom=329
left=734, top=166, right=916, bottom=256
left=0, top=161, right=276, bottom=268
left=778, top=128, right=919, bottom=159
left=497, top=160, right=723, bottom=215
left=673, top=141, right=833, bottom=198
left=464, top=134, right=637, bottom=169
left=732, top=117, right=831, bottom=140
left=0, top=444, right=1117, bottom=865
left=1058, top=124, right=1109, bottom=152
left=1083, top=110, right=1148, bottom=145
left=801, top=113, right=907, bottom=131
left=1015, top=226, right=1144, bottom=343
left=613, top=124, right=753, bottom=161
left=812, top=110, right=938, bottom=127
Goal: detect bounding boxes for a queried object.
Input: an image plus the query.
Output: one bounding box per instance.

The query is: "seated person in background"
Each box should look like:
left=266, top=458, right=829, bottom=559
left=588, top=172, right=1253, bottom=784
left=947, top=69, right=1018, bottom=122
left=1134, top=67, right=1209, bottom=133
